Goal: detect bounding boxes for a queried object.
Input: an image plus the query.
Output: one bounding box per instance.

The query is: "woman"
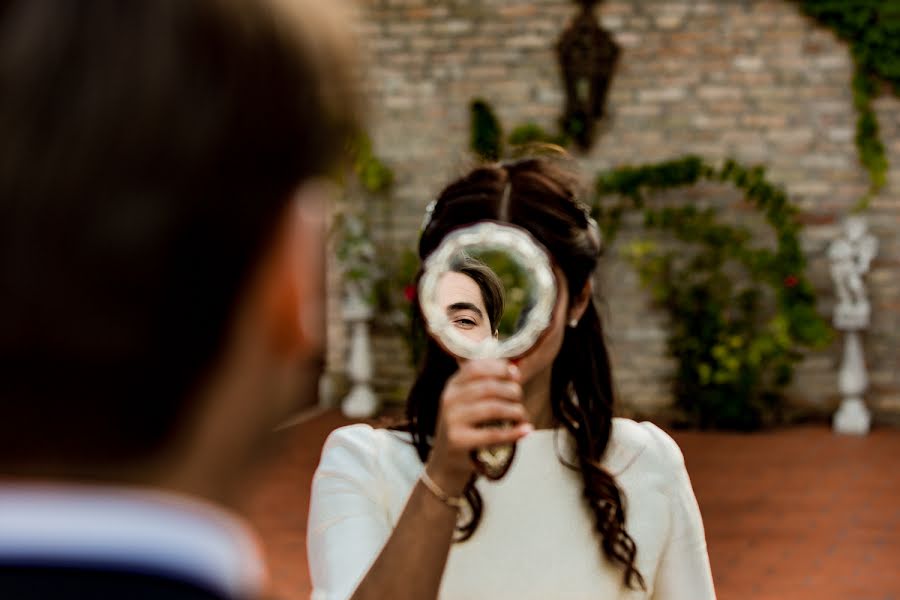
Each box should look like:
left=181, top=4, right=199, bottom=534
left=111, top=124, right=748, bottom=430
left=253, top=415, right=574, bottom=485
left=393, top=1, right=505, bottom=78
left=308, top=158, right=716, bottom=599
left=439, top=253, right=506, bottom=342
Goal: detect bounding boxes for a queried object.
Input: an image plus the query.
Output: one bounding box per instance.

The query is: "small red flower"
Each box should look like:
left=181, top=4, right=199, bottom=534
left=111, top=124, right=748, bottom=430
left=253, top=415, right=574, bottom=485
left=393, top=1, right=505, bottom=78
left=784, top=275, right=798, bottom=288
left=403, top=284, right=416, bottom=302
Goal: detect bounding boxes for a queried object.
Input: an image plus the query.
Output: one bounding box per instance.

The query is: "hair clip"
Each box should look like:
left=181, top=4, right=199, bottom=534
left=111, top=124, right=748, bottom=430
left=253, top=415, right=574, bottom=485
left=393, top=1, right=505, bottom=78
left=587, top=215, right=603, bottom=252
left=420, top=199, right=437, bottom=232
left=498, top=182, right=512, bottom=222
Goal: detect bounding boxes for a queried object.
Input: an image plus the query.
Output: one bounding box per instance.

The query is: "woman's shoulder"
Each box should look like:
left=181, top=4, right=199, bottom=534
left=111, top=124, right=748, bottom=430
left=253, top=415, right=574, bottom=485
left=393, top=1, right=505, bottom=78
left=317, top=423, right=418, bottom=476
left=321, top=422, right=378, bottom=448
left=605, top=417, right=685, bottom=478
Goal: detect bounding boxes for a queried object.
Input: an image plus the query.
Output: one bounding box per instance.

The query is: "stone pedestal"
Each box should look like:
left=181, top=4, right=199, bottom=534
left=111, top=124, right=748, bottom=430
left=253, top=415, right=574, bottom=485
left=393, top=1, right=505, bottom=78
left=833, top=331, right=870, bottom=435
left=833, top=397, right=871, bottom=436
left=829, top=216, right=877, bottom=436
left=341, top=290, right=378, bottom=419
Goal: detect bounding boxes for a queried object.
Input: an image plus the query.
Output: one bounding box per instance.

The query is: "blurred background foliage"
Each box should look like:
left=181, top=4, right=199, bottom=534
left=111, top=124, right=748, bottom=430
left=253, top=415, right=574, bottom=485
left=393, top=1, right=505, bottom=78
left=796, top=0, right=900, bottom=207
left=596, top=156, right=831, bottom=429
left=470, top=249, right=531, bottom=339
left=332, top=0, right=895, bottom=428
left=469, top=101, right=831, bottom=430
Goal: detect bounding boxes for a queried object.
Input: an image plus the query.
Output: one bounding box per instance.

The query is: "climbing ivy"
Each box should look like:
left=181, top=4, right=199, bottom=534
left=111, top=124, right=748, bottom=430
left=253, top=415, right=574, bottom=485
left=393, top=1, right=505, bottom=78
left=594, top=156, right=831, bottom=429
left=345, top=136, right=424, bottom=363
left=470, top=99, right=504, bottom=161
left=796, top=0, right=900, bottom=206
left=508, top=122, right=570, bottom=148
left=350, top=134, right=395, bottom=194
left=333, top=135, right=396, bottom=305
left=469, top=101, right=830, bottom=429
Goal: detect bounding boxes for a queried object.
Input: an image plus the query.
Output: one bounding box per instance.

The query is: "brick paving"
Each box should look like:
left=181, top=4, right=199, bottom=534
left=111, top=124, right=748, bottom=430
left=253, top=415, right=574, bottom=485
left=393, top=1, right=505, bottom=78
left=245, top=410, right=900, bottom=600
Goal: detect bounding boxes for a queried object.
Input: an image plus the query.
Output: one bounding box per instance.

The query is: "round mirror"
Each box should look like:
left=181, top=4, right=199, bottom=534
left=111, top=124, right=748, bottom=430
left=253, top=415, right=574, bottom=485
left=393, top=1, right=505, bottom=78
left=418, top=221, right=558, bottom=480
left=418, top=221, right=557, bottom=361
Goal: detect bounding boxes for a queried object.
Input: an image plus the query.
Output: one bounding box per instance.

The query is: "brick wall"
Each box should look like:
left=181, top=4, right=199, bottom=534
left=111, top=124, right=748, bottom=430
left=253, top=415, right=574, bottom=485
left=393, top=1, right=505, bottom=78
left=327, top=0, right=900, bottom=422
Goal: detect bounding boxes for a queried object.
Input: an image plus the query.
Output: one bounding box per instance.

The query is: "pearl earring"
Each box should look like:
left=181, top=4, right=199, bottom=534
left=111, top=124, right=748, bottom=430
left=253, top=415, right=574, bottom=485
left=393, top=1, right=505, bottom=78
left=568, top=318, right=578, bottom=328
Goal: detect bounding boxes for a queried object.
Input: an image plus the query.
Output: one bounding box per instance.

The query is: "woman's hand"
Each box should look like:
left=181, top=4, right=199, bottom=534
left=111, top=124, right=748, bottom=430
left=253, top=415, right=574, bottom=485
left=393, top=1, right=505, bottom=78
left=425, top=359, right=532, bottom=495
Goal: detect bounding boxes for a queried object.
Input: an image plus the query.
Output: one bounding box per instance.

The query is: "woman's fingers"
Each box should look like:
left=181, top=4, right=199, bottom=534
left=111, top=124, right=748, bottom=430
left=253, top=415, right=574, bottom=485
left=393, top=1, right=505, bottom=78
left=448, top=378, right=522, bottom=405
left=443, top=399, right=531, bottom=452
left=448, top=422, right=533, bottom=449
left=451, top=399, right=529, bottom=427
left=434, top=359, right=530, bottom=457
left=442, top=360, right=521, bottom=411
left=454, top=359, right=520, bottom=385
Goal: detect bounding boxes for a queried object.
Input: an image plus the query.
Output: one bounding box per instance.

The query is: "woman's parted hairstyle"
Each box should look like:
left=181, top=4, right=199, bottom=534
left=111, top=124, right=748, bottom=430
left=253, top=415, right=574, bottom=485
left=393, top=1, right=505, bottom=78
left=408, top=157, right=645, bottom=590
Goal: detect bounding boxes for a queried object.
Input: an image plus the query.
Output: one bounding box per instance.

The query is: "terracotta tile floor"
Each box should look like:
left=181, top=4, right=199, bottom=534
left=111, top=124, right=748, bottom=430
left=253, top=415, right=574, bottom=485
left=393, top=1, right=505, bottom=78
left=245, top=410, right=900, bottom=600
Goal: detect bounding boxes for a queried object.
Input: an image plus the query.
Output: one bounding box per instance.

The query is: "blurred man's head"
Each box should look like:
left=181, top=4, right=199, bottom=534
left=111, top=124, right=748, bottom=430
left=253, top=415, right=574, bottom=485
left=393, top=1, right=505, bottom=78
left=0, top=0, right=359, bottom=503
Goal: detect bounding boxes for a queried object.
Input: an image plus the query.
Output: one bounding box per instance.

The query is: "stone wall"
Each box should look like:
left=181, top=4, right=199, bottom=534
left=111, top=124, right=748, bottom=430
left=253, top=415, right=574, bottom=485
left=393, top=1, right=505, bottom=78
left=327, top=0, right=900, bottom=422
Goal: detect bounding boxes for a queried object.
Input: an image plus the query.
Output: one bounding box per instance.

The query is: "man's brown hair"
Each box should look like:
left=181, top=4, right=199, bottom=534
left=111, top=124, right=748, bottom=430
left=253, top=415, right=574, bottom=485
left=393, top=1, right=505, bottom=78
left=0, top=0, right=359, bottom=471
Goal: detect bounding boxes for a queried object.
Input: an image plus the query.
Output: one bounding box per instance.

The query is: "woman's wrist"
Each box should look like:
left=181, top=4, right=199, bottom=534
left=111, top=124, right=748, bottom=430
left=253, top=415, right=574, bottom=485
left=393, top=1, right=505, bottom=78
left=424, top=462, right=470, bottom=499
left=420, top=469, right=465, bottom=511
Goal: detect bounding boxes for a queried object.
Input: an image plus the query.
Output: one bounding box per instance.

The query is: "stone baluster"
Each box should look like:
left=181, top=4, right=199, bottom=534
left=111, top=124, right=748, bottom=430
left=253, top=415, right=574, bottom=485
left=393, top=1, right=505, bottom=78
left=829, top=215, right=878, bottom=435
left=341, top=286, right=379, bottom=419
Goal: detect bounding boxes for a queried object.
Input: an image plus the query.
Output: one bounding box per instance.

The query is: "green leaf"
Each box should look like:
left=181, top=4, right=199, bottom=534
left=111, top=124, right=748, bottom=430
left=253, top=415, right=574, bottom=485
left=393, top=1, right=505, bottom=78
left=470, top=99, right=503, bottom=161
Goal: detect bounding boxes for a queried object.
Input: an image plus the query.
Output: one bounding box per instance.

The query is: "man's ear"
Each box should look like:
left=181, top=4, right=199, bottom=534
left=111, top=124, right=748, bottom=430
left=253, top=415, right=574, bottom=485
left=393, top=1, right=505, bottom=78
left=259, top=180, right=332, bottom=359
left=568, top=279, right=593, bottom=324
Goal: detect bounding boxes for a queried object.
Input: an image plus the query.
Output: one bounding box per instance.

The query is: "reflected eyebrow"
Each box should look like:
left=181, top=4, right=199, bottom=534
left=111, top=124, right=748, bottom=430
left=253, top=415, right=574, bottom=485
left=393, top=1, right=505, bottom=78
left=446, top=302, right=483, bottom=319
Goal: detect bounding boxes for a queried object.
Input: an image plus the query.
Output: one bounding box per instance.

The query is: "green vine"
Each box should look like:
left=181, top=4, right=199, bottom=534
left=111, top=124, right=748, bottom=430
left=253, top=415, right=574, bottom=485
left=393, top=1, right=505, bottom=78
left=595, top=156, right=831, bottom=429
left=469, top=100, right=830, bottom=429
left=470, top=99, right=503, bottom=161
left=797, top=1, right=900, bottom=207
left=351, top=134, right=395, bottom=194
left=508, top=122, right=570, bottom=149
left=333, top=135, right=397, bottom=306
left=343, top=135, right=424, bottom=366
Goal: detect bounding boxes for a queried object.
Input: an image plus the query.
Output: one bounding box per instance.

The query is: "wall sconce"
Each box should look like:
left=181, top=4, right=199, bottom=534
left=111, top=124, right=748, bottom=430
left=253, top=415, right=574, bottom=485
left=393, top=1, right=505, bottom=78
left=557, top=0, right=620, bottom=150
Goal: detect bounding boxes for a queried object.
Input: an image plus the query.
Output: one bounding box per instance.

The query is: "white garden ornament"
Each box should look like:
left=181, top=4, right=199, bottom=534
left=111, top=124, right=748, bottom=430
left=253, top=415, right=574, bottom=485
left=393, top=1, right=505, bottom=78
left=828, top=215, right=878, bottom=435
left=334, top=210, right=380, bottom=419
left=340, top=285, right=378, bottom=419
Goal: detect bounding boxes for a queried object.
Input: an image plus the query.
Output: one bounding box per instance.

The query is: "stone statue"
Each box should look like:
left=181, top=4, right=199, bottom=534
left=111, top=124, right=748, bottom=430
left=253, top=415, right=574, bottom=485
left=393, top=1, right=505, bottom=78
left=829, top=215, right=877, bottom=435
left=828, top=215, right=878, bottom=330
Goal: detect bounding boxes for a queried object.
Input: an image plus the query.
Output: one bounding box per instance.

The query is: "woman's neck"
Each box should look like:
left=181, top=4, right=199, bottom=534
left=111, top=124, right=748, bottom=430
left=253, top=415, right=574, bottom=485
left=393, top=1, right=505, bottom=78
left=522, top=365, right=554, bottom=430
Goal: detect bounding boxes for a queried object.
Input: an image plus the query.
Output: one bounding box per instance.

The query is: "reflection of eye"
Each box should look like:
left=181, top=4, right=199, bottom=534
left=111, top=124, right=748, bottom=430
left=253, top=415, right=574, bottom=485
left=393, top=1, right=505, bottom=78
left=452, top=317, right=478, bottom=330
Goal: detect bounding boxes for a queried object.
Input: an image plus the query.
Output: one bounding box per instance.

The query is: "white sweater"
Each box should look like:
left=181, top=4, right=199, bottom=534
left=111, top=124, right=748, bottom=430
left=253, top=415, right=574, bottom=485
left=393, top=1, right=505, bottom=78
left=307, top=418, right=716, bottom=600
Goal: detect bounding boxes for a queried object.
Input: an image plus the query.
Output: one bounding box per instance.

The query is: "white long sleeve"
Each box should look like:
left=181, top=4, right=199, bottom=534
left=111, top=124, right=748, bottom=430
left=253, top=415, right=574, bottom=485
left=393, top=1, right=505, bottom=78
left=644, top=424, right=717, bottom=599
left=307, top=425, right=395, bottom=600
left=306, top=419, right=716, bottom=600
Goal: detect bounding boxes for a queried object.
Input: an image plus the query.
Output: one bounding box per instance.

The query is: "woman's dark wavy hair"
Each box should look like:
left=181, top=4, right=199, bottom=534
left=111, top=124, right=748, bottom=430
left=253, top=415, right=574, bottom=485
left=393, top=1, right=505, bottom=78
left=406, top=157, right=645, bottom=590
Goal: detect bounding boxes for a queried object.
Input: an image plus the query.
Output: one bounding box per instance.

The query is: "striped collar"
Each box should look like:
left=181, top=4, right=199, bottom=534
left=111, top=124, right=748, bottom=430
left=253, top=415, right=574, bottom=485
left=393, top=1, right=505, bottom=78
left=0, top=483, right=266, bottom=599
